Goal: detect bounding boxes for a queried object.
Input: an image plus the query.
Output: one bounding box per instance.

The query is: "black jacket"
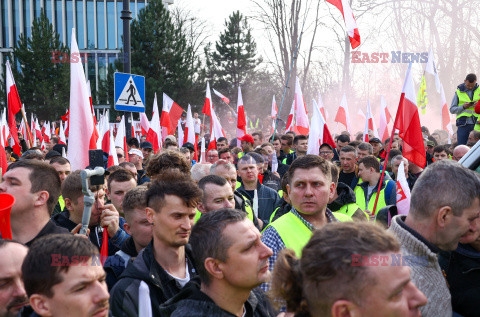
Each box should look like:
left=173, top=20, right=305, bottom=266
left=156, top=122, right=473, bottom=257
left=104, top=236, right=139, bottom=291
left=261, top=170, right=281, bottom=192
left=439, top=243, right=480, bottom=317
left=24, top=220, right=70, bottom=247
left=109, top=242, right=197, bottom=317
left=327, top=182, right=367, bottom=221
left=159, top=279, right=275, bottom=317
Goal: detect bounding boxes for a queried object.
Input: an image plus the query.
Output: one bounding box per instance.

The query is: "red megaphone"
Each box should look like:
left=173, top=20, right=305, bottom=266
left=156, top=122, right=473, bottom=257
left=0, top=193, right=14, bottom=239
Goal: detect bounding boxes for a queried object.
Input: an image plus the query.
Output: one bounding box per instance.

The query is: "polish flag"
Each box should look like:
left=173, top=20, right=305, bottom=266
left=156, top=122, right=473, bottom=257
left=307, top=99, right=336, bottom=155
left=177, top=120, right=184, bottom=147
left=59, top=122, right=67, bottom=145
left=87, top=80, right=99, bottom=145
left=334, top=94, right=351, bottom=133
left=1, top=109, right=9, bottom=148
left=107, top=127, right=119, bottom=168
left=393, top=63, right=426, bottom=168
left=61, top=109, right=70, bottom=137
left=67, top=29, right=97, bottom=170
left=5, top=60, right=22, bottom=155
left=285, top=100, right=295, bottom=132
left=130, top=113, right=135, bottom=140
left=363, top=101, right=379, bottom=142
left=147, top=93, right=162, bottom=153
left=379, top=96, right=391, bottom=142
left=202, top=82, right=213, bottom=117
left=237, top=87, right=247, bottom=146
left=395, top=160, right=411, bottom=217
left=184, top=105, right=197, bottom=161
left=162, top=93, right=184, bottom=138
left=96, top=114, right=110, bottom=153
left=325, top=0, right=361, bottom=49
left=357, top=108, right=366, bottom=121
left=40, top=139, right=46, bottom=151
left=114, top=115, right=129, bottom=162
left=30, top=114, right=37, bottom=147
left=42, top=121, right=51, bottom=143
left=34, top=117, right=43, bottom=143
left=140, top=113, right=150, bottom=136
left=208, top=108, right=226, bottom=151
left=317, top=93, right=327, bottom=120
left=213, top=88, right=230, bottom=104
left=294, top=77, right=309, bottom=135
left=440, top=84, right=453, bottom=143
left=0, top=120, right=7, bottom=175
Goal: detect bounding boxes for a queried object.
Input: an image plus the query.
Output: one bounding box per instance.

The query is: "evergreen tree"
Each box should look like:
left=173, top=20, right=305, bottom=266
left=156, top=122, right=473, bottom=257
left=12, top=12, right=70, bottom=120
left=203, top=11, right=261, bottom=99
left=129, top=0, right=194, bottom=114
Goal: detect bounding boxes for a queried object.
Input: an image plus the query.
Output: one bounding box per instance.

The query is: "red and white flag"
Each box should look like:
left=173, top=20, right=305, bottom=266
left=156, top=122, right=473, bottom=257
left=317, top=93, right=327, bottom=121
left=213, top=88, right=230, bottom=104
left=440, top=84, right=453, bottom=143
left=236, top=87, right=247, bottom=146
left=208, top=108, right=226, bottom=151
left=184, top=104, right=195, bottom=145
left=140, top=112, right=150, bottom=136
left=294, top=77, right=309, bottom=135
left=363, top=101, right=379, bottom=142
left=147, top=93, right=162, bottom=153
left=271, top=95, right=278, bottom=134
left=325, top=0, right=361, bottom=49
left=393, top=63, right=426, bottom=168
left=177, top=120, right=184, bottom=148
left=357, top=108, right=366, bottom=121
left=114, top=115, right=129, bottom=162
left=40, top=139, right=46, bottom=151
left=307, top=99, right=336, bottom=155
left=379, top=95, right=391, bottom=142
left=395, top=160, right=411, bottom=217
left=107, top=128, right=119, bottom=168
left=59, top=122, right=67, bottom=145
left=1, top=109, right=10, bottom=148
left=334, top=94, right=351, bottom=133
left=42, top=121, right=51, bottom=143
left=202, top=82, right=212, bottom=117
left=285, top=100, right=295, bottom=132
left=96, top=113, right=110, bottom=153
left=67, top=29, right=97, bottom=170
left=162, top=93, right=184, bottom=138
left=5, top=60, right=22, bottom=155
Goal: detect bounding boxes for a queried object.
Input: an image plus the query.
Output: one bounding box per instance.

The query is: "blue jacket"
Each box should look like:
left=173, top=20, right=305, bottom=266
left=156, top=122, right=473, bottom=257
left=237, top=181, right=281, bottom=226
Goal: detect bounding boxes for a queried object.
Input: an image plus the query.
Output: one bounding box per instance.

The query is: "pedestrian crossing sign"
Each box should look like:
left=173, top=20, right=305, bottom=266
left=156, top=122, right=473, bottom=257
left=114, top=72, right=146, bottom=112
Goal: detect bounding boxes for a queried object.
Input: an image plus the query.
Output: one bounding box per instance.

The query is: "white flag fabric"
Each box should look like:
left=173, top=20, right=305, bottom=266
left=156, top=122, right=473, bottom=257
left=395, top=161, right=411, bottom=216
left=138, top=281, right=152, bottom=317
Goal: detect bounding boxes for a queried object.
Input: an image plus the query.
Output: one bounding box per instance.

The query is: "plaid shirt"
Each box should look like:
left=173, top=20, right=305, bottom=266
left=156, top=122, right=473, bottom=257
left=260, top=207, right=337, bottom=293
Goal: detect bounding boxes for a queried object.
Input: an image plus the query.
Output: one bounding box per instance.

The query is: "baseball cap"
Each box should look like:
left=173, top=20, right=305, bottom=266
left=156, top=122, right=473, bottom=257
left=319, top=143, right=334, bottom=150
left=238, top=134, right=254, bottom=144
left=128, top=149, right=144, bottom=159
left=140, top=141, right=153, bottom=149
left=182, top=142, right=195, bottom=152
left=369, top=138, right=382, bottom=144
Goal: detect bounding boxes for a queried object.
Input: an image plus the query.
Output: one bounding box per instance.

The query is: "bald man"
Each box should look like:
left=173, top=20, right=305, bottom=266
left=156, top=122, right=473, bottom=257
left=453, top=145, right=470, bottom=161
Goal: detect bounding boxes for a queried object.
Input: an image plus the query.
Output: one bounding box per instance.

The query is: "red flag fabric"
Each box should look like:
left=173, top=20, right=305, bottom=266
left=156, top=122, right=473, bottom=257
left=325, top=0, right=361, bottom=49
left=213, top=88, right=230, bottom=104
left=146, top=94, right=162, bottom=153
left=236, top=87, right=247, bottom=145
left=334, top=94, right=351, bottom=132
left=285, top=100, right=295, bottom=132
left=140, top=113, right=150, bottom=136
left=294, top=77, right=309, bottom=135
left=100, top=228, right=108, bottom=265
left=393, top=64, right=426, bottom=168
left=5, top=60, right=22, bottom=155
left=202, top=82, right=212, bottom=116
left=379, top=96, right=391, bottom=142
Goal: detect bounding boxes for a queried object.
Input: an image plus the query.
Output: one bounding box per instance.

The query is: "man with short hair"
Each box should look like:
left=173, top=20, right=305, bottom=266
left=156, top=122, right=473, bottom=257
left=270, top=135, right=282, bottom=158
left=279, top=134, right=294, bottom=162
left=119, top=162, right=137, bottom=179
left=0, top=160, right=69, bottom=244
left=106, top=169, right=137, bottom=215
left=369, top=138, right=384, bottom=158
left=210, top=161, right=261, bottom=229
left=104, top=186, right=152, bottom=290
left=237, top=155, right=281, bottom=226
left=47, top=136, right=60, bottom=151
left=53, top=171, right=128, bottom=254
left=389, top=160, right=480, bottom=316
left=467, top=130, right=480, bottom=147
left=160, top=209, right=275, bottom=316
left=49, top=156, right=71, bottom=216
left=110, top=175, right=203, bottom=315
left=146, top=150, right=192, bottom=180
left=0, top=240, right=29, bottom=317
left=140, top=141, right=153, bottom=163
left=334, top=134, right=350, bottom=160
left=450, top=73, right=480, bottom=145
left=23, top=234, right=110, bottom=317
left=126, top=137, right=139, bottom=151
left=271, top=222, right=427, bottom=316
left=338, top=145, right=360, bottom=190
left=433, top=145, right=449, bottom=161
left=216, top=137, right=228, bottom=151
left=206, top=149, right=219, bottom=164
left=453, top=144, right=470, bottom=161
left=355, top=156, right=396, bottom=216
left=218, top=148, right=234, bottom=164
left=252, top=131, right=264, bottom=148
left=197, top=175, right=235, bottom=214
left=357, top=142, right=373, bottom=159
left=284, top=134, right=308, bottom=165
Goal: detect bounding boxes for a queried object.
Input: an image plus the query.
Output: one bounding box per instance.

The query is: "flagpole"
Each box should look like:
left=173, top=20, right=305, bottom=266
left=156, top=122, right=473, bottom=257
left=20, top=108, right=33, bottom=147
left=371, top=94, right=403, bottom=216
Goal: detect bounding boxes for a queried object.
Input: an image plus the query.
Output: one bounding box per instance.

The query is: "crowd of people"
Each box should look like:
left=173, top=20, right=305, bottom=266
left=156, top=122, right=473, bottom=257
left=1, top=76, right=480, bottom=317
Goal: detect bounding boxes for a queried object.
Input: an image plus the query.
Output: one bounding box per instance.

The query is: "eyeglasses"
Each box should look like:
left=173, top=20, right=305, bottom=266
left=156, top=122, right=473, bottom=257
left=319, top=151, right=333, bottom=155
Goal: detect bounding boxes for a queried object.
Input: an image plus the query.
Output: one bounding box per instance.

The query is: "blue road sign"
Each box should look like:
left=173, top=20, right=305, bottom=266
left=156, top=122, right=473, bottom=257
left=114, top=72, right=146, bottom=112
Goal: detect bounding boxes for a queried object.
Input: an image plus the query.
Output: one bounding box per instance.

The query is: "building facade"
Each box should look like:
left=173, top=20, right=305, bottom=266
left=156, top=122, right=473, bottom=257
left=0, top=0, right=173, bottom=92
